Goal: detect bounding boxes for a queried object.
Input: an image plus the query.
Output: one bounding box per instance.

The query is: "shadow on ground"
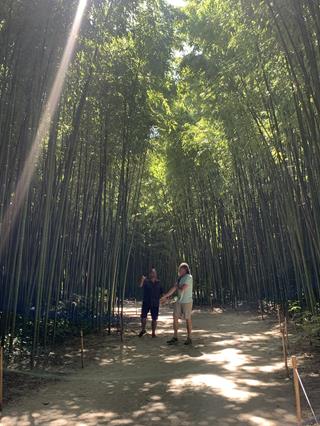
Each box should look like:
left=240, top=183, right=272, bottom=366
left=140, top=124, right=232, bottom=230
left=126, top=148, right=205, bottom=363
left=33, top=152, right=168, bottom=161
left=1, top=306, right=296, bottom=426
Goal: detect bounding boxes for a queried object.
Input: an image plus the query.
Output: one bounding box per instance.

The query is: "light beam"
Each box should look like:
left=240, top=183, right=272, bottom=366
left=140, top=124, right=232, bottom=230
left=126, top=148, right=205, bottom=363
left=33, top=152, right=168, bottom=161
left=0, top=0, right=88, bottom=256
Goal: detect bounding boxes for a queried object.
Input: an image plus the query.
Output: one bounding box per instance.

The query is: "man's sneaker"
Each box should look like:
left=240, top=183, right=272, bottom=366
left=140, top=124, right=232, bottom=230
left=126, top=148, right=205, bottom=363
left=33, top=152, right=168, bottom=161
left=167, top=337, right=178, bottom=345
left=139, top=329, right=146, bottom=337
left=184, top=337, right=192, bottom=345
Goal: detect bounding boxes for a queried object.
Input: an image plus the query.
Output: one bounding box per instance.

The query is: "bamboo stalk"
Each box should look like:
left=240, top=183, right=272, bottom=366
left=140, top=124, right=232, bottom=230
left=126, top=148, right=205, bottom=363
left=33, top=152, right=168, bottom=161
left=1, top=0, right=320, bottom=367
left=291, top=356, right=302, bottom=426
left=260, top=300, right=264, bottom=320
left=80, top=329, right=84, bottom=369
left=0, top=346, right=3, bottom=411
left=277, top=306, right=282, bottom=329
left=284, top=315, right=289, bottom=348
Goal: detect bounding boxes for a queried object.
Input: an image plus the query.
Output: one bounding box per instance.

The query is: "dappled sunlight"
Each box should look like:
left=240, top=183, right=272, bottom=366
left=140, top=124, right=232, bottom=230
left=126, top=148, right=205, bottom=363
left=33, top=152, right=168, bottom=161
left=242, top=361, right=284, bottom=373
left=237, top=378, right=278, bottom=388
left=163, top=353, right=194, bottom=363
left=168, top=373, right=260, bottom=402
left=239, top=408, right=297, bottom=426
left=238, top=414, right=278, bottom=426
left=199, top=348, right=254, bottom=371
left=191, top=328, right=273, bottom=347
left=1, top=409, right=124, bottom=426
left=1, top=416, right=27, bottom=426
left=237, top=331, right=275, bottom=343
left=211, top=338, right=239, bottom=346
left=1, top=309, right=296, bottom=425
left=140, top=401, right=166, bottom=413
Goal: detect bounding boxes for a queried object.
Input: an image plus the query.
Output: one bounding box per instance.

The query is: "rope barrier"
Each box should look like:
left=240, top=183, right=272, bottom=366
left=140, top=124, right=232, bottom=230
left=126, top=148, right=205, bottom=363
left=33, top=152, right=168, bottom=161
left=282, top=315, right=319, bottom=426
left=296, top=369, right=319, bottom=426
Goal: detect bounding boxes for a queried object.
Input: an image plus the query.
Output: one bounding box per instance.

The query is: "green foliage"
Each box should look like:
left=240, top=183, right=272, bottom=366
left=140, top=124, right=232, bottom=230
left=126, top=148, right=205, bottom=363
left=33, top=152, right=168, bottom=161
left=1, top=0, right=320, bottom=360
left=289, top=301, right=320, bottom=346
left=0, top=0, right=177, bottom=358
left=139, top=0, right=320, bottom=309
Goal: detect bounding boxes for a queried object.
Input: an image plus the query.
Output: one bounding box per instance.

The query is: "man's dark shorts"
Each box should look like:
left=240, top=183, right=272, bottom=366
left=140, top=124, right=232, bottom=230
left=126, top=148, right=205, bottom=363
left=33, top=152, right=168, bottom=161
left=141, top=303, right=159, bottom=321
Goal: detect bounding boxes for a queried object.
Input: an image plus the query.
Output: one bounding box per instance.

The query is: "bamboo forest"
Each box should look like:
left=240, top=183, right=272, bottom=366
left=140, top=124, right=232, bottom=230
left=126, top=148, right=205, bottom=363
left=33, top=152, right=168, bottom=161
left=0, top=1, right=320, bottom=425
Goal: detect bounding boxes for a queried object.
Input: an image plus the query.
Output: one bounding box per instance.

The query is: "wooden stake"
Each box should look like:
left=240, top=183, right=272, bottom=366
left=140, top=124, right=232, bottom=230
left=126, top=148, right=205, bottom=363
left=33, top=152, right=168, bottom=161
left=292, top=356, right=302, bottom=426
left=80, top=329, right=84, bottom=369
left=280, top=325, right=289, bottom=377
left=0, top=346, right=3, bottom=411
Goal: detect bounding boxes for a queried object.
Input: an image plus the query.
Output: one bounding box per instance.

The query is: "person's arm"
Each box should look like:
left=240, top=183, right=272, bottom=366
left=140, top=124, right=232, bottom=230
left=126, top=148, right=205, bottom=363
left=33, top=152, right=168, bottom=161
left=160, top=283, right=178, bottom=303
left=160, top=285, right=164, bottom=298
left=139, top=275, right=146, bottom=288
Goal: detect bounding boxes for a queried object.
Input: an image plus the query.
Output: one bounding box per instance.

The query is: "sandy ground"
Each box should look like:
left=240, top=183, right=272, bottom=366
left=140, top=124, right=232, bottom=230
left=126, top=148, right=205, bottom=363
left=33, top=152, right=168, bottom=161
left=0, top=307, right=297, bottom=426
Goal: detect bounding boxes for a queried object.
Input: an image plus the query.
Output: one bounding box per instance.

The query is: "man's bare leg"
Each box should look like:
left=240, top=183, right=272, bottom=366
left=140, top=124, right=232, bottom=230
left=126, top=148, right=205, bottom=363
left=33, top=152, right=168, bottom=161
left=139, top=318, right=147, bottom=337
left=184, top=318, right=192, bottom=345
left=151, top=320, right=157, bottom=337
left=167, top=316, right=179, bottom=344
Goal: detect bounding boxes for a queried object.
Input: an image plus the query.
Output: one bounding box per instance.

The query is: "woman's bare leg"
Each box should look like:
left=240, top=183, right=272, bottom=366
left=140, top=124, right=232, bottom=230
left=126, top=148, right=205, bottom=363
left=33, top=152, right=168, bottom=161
left=151, top=320, right=157, bottom=337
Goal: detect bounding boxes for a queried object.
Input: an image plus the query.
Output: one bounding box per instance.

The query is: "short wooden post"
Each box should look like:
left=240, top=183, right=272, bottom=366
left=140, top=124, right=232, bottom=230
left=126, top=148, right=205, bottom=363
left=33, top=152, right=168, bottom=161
left=292, top=356, right=302, bottom=426
left=280, top=325, right=289, bottom=377
left=135, top=298, right=137, bottom=316
left=0, top=346, right=3, bottom=411
left=80, top=329, right=84, bottom=369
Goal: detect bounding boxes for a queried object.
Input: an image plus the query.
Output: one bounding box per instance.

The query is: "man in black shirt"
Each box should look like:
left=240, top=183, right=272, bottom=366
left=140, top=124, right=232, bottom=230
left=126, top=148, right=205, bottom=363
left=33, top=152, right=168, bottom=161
left=139, top=268, right=163, bottom=338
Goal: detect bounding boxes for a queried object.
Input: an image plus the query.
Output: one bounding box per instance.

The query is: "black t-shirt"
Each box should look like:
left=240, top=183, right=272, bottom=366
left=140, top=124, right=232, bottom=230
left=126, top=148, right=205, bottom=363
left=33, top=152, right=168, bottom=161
left=142, top=279, right=163, bottom=307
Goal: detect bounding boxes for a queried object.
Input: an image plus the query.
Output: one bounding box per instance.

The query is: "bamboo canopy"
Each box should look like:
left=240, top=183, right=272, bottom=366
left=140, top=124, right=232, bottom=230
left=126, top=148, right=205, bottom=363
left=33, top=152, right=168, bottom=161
left=0, top=0, right=319, bottom=360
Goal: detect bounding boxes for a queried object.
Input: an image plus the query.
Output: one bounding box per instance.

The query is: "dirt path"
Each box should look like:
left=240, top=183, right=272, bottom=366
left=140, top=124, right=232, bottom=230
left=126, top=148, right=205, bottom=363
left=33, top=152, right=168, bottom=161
left=1, top=308, right=296, bottom=426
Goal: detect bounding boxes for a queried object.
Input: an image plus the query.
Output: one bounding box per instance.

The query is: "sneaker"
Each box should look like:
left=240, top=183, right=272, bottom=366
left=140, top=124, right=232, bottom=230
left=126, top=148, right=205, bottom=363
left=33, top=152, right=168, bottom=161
left=184, top=337, right=192, bottom=345
left=167, top=337, right=178, bottom=345
left=139, top=330, right=146, bottom=337
left=152, top=333, right=157, bottom=338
